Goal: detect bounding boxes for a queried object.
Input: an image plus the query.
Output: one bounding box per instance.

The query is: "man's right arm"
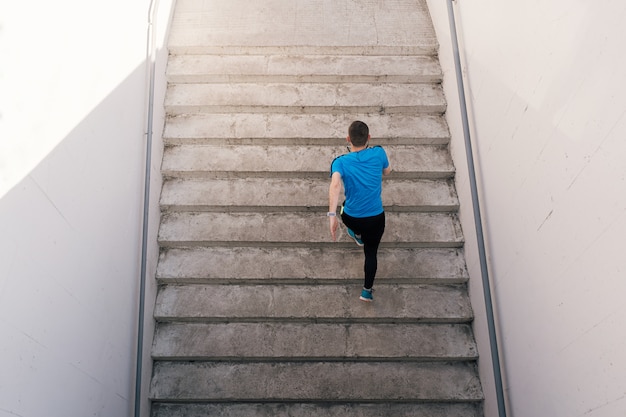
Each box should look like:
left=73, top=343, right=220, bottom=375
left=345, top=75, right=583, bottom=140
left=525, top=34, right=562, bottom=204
left=328, top=171, right=342, bottom=241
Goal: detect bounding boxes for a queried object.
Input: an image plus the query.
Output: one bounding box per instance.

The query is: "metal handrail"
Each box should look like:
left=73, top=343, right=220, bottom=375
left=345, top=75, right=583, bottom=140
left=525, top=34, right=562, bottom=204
left=445, top=1, right=507, bottom=416
left=134, top=0, right=160, bottom=416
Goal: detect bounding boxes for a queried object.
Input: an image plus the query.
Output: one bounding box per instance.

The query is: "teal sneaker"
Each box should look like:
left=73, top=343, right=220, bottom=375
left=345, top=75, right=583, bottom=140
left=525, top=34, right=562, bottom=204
left=347, top=228, right=364, bottom=246
left=359, top=288, right=373, bottom=302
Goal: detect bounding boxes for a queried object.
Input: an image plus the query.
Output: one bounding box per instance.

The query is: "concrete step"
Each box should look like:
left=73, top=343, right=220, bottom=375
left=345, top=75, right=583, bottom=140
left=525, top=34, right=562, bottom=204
left=152, top=402, right=482, bottom=417
left=149, top=361, right=482, bottom=402
left=158, top=211, right=463, bottom=248
left=160, top=178, right=459, bottom=212
left=163, top=113, right=450, bottom=145
left=152, top=0, right=483, bottom=415
left=165, top=82, right=446, bottom=115
left=156, top=247, right=468, bottom=283
left=154, top=284, right=473, bottom=323
left=168, top=0, right=438, bottom=56
left=152, top=322, right=478, bottom=360
left=161, top=144, right=454, bottom=179
left=167, top=54, right=442, bottom=84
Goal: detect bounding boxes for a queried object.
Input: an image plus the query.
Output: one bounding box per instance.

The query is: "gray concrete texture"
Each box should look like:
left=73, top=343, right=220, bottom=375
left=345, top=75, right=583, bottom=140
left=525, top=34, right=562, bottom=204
left=150, top=361, right=481, bottom=402
left=164, top=113, right=450, bottom=145
left=149, top=0, right=484, bottom=414
left=154, top=284, right=473, bottom=322
left=156, top=247, right=469, bottom=282
left=168, top=0, right=438, bottom=54
left=161, top=144, right=454, bottom=178
left=167, top=55, right=443, bottom=84
left=160, top=178, right=459, bottom=212
left=153, top=403, right=482, bottom=417
left=158, top=211, right=463, bottom=247
left=165, top=82, right=446, bottom=114
left=152, top=322, right=477, bottom=360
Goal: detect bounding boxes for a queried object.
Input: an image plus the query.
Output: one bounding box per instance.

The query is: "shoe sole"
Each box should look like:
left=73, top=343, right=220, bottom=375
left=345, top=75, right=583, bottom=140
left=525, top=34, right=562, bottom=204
left=347, top=229, right=364, bottom=247
left=359, top=296, right=373, bottom=302
left=348, top=235, right=364, bottom=247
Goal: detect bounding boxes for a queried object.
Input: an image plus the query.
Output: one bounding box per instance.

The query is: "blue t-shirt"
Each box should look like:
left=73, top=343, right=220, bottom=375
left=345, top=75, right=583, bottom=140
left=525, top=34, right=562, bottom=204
left=330, top=146, right=389, bottom=218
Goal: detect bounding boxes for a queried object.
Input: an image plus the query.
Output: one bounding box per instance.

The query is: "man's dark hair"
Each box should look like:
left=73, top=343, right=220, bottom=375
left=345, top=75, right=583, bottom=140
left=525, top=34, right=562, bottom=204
left=348, top=121, right=369, bottom=147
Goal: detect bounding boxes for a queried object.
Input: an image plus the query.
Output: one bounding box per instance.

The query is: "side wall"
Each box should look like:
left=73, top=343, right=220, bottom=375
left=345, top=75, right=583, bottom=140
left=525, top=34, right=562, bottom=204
left=425, top=2, right=499, bottom=416
left=0, top=1, right=172, bottom=416
left=428, top=1, right=626, bottom=417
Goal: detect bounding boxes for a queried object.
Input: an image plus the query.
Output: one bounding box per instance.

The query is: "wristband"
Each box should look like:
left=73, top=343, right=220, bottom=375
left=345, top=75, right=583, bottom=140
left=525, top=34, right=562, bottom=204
left=327, top=212, right=336, bottom=217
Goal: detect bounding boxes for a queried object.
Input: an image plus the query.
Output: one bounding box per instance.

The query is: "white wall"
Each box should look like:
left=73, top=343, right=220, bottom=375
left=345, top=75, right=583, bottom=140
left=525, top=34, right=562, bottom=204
left=0, top=1, right=172, bottom=416
left=428, top=1, right=626, bottom=416
left=425, top=2, right=500, bottom=416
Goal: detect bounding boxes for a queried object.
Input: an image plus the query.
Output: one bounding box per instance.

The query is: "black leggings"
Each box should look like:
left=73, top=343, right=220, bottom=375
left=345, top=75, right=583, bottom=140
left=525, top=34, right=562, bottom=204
left=341, top=211, right=386, bottom=290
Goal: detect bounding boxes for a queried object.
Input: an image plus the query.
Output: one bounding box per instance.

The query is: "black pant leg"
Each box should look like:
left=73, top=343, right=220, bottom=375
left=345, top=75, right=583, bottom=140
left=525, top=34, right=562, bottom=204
left=341, top=212, right=386, bottom=289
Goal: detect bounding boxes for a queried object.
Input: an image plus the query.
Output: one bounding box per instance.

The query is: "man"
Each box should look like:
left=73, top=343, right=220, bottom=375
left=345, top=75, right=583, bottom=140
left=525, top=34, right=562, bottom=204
left=328, top=121, right=392, bottom=302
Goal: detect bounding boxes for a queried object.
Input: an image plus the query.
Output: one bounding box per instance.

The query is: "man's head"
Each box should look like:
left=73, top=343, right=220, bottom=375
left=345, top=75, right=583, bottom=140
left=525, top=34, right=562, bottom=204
left=348, top=120, right=370, bottom=147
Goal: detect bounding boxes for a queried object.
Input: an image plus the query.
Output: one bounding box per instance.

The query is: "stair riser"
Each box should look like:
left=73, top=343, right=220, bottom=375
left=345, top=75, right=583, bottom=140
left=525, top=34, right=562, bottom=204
left=165, top=83, right=446, bottom=115
left=153, top=402, right=482, bottom=417
left=160, top=178, right=458, bottom=212
left=158, top=212, right=463, bottom=247
left=150, top=361, right=483, bottom=401
left=156, top=247, right=468, bottom=283
left=152, top=322, right=478, bottom=360
left=154, top=284, right=473, bottom=322
left=167, top=55, right=442, bottom=84
left=161, top=145, right=454, bottom=178
left=164, top=113, right=450, bottom=144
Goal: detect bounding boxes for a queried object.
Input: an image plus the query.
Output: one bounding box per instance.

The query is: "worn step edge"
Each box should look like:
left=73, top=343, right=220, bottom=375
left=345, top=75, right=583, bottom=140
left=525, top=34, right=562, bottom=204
left=166, top=105, right=446, bottom=116
left=153, top=283, right=473, bottom=323
left=163, top=113, right=450, bottom=143
left=149, top=361, right=483, bottom=401
left=164, top=83, right=445, bottom=112
left=161, top=144, right=455, bottom=178
left=166, top=55, right=442, bottom=84
left=168, top=45, right=439, bottom=56
left=164, top=136, right=450, bottom=146
left=151, top=402, right=482, bottom=417
left=161, top=205, right=460, bottom=214
left=156, top=247, right=468, bottom=282
left=157, top=212, right=464, bottom=247
left=159, top=178, right=459, bottom=213
left=169, top=74, right=442, bottom=84
left=151, top=322, right=478, bottom=361
left=161, top=171, right=455, bottom=182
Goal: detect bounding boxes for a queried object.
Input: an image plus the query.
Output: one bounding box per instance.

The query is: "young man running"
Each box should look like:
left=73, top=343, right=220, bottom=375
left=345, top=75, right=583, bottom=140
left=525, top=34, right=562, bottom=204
left=328, top=121, right=392, bottom=301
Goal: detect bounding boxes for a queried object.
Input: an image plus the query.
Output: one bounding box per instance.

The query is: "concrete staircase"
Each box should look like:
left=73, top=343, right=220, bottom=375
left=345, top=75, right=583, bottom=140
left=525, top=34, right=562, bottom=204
left=149, top=0, right=484, bottom=415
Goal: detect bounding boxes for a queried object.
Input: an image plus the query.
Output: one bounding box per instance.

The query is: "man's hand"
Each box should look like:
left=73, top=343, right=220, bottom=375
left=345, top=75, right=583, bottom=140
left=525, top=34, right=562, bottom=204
left=329, top=216, right=339, bottom=241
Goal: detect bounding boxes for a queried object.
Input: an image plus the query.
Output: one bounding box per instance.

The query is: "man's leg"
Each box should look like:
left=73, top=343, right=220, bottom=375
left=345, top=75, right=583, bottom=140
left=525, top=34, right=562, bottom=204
left=360, top=212, right=385, bottom=290
left=341, top=212, right=386, bottom=289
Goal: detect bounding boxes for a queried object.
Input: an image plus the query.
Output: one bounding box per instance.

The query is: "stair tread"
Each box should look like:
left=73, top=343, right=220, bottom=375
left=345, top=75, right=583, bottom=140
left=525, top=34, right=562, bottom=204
left=167, top=54, right=442, bottom=83
left=163, top=113, right=450, bottom=145
left=152, top=322, right=478, bottom=360
left=152, top=403, right=482, bottom=417
left=156, top=247, right=468, bottom=282
left=158, top=211, right=463, bottom=247
left=169, top=0, right=437, bottom=55
left=165, top=83, right=445, bottom=114
left=154, top=283, right=473, bottom=322
left=161, top=144, right=454, bottom=177
left=150, top=361, right=482, bottom=401
left=160, top=178, right=459, bottom=212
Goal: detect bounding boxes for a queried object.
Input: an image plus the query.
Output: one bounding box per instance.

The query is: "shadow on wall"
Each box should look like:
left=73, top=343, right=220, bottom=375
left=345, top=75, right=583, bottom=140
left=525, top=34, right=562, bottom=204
left=0, top=60, right=159, bottom=417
